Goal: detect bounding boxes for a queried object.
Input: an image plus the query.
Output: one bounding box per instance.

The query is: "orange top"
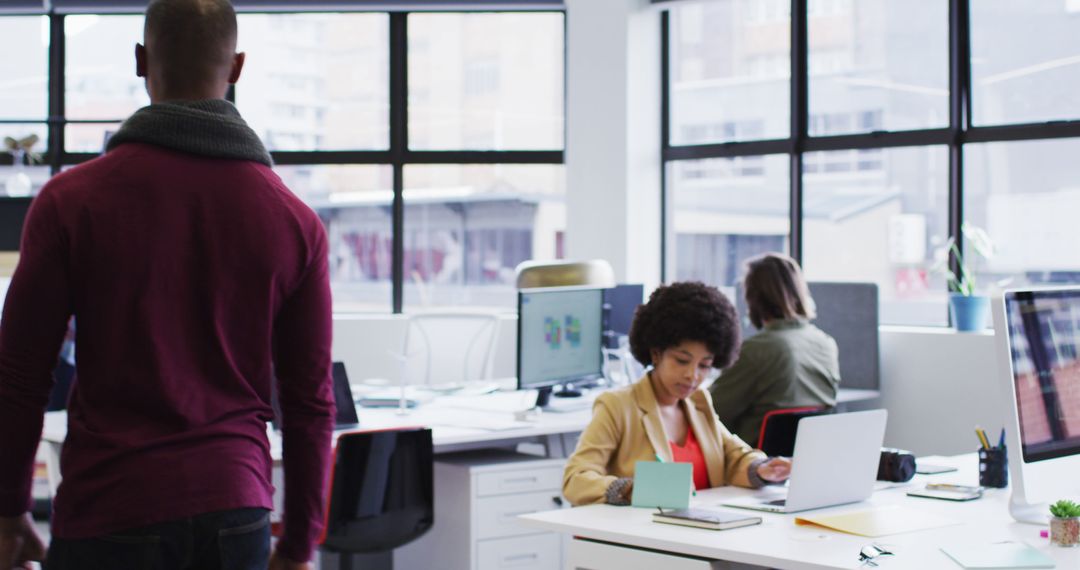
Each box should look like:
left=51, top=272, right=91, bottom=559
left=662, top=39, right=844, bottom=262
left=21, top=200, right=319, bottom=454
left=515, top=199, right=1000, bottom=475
left=670, top=428, right=709, bottom=491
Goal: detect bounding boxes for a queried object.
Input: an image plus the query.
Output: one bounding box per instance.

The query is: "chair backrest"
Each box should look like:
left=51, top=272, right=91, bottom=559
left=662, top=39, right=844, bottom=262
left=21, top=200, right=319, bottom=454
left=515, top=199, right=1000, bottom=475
left=757, top=406, right=831, bottom=457
left=401, top=311, right=501, bottom=387
left=321, top=428, right=434, bottom=554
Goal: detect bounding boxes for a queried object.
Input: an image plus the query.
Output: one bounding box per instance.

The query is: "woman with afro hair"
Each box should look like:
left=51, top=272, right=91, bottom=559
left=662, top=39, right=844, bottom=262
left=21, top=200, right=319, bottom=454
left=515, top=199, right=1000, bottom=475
left=563, top=281, right=790, bottom=506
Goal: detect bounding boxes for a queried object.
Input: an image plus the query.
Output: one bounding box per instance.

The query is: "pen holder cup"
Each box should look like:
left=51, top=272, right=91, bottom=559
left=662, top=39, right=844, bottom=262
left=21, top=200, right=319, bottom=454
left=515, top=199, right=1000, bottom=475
left=978, top=447, right=1008, bottom=488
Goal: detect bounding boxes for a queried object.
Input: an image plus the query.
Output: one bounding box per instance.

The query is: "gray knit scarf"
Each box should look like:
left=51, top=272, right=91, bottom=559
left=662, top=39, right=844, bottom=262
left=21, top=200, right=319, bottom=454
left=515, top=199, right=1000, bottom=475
left=105, top=99, right=273, bottom=167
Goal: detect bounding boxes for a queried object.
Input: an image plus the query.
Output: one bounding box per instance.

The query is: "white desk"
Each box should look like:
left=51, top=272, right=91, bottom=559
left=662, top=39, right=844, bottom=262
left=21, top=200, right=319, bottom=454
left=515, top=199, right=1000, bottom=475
left=38, top=393, right=593, bottom=494
left=37, top=387, right=879, bottom=496
left=518, top=454, right=1080, bottom=570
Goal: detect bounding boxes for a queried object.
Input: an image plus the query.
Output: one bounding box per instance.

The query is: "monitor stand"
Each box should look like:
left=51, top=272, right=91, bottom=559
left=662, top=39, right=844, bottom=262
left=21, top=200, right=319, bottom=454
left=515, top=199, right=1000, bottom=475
left=534, top=385, right=584, bottom=408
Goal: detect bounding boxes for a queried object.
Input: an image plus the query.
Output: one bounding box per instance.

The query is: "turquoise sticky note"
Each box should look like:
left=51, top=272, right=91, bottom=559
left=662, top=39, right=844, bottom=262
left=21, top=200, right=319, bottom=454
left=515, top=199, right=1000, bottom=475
left=631, top=461, right=692, bottom=509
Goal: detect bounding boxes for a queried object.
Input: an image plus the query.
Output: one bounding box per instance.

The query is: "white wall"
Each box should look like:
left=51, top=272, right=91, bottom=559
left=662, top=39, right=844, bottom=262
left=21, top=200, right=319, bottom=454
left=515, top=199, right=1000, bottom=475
left=564, top=0, right=662, bottom=291
left=332, top=314, right=518, bottom=385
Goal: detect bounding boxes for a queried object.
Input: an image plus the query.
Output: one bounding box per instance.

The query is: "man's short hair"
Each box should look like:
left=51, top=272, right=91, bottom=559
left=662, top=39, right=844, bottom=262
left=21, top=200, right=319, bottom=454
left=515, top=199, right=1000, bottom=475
left=144, top=0, right=238, bottom=88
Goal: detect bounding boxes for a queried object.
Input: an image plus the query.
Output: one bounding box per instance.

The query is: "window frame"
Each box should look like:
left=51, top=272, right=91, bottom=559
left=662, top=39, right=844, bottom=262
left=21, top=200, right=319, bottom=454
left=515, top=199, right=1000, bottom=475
left=7, top=8, right=566, bottom=313
left=659, top=0, right=1080, bottom=326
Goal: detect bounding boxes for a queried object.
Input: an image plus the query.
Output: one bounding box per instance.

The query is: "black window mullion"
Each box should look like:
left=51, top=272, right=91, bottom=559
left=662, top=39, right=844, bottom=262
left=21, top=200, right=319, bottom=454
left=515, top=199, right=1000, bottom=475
left=789, top=0, right=808, bottom=263
left=965, top=121, right=1080, bottom=144
left=269, top=151, right=394, bottom=165
left=390, top=12, right=407, bottom=313
left=665, top=139, right=792, bottom=160
left=49, top=13, right=66, bottom=176
left=403, top=150, right=562, bottom=164
left=948, top=0, right=970, bottom=295
left=660, top=9, right=670, bottom=283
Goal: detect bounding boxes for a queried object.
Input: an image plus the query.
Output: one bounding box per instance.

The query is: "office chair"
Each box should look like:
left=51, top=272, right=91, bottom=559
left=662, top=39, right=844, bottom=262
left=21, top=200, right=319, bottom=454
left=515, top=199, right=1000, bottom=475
left=320, top=428, right=434, bottom=570
left=401, top=310, right=501, bottom=390
left=756, top=406, right=831, bottom=457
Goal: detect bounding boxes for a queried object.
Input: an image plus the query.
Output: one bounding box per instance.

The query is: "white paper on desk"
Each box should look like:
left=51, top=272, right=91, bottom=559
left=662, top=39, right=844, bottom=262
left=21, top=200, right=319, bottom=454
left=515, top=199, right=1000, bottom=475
left=439, top=390, right=538, bottom=413
left=795, top=505, right=960, bottom=537
left=435, top=418, right=533, bottom=431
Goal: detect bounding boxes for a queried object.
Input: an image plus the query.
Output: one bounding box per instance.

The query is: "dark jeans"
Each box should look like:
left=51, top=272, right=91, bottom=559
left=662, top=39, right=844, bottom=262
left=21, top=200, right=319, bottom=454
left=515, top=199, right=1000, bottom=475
left=46, top=507, right=270, bottom=570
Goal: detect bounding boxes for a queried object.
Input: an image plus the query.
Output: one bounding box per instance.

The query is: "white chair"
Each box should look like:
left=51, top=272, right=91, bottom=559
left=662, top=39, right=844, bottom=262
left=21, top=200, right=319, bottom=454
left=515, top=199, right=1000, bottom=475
left=400, top=310, right=502, bottom=390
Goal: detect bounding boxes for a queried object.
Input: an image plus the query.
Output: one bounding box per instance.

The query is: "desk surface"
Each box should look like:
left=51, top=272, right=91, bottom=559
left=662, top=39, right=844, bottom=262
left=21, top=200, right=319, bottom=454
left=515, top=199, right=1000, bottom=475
left=519, top=454, right=1080, bottom=570
left=40, top=390, right=594, bottom=457
left=40, top=387, right=879, bottom=456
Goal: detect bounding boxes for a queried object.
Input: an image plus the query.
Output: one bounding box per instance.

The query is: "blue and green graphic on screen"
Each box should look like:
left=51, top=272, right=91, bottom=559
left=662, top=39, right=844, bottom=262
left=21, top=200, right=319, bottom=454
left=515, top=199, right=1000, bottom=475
left=544, top=315, right=582, bottom=349
left=519, top=288, right=603, bottom=390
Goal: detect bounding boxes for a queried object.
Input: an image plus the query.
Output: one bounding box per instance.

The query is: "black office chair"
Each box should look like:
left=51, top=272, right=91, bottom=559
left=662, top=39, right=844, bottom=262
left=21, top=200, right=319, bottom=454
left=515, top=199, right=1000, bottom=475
left=756, top=406, right=831, bottom=457
left=320, top=427, right=434, bottom=570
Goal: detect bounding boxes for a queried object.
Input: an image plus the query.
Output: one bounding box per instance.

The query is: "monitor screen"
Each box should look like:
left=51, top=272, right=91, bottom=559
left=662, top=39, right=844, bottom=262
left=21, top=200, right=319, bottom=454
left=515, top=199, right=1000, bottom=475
left=517, top=287, right=604, bottom=390
left=1004, top=289, right=1080, bottom=463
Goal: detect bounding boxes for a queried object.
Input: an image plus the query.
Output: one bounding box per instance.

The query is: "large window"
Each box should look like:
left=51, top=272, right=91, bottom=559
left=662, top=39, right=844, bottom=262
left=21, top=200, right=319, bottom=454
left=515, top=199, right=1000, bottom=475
left=408, top=13, right=563, bottom=150
left=662, top=0, right=1080, bottom=327
left=236, top=13, right=390, bottom=151
left=4, top=8, right=565, bottom=314
left=668, top=0, right=789, bottom=145
left=65, top=15, right=148, bottom=152
left=667, top=155, right=789, bottom=293
left=970, top=0, right=1080, bottom=126
left=0, top=16, right=48, bottom=174
left=965, top=138, right=1080, bottom=291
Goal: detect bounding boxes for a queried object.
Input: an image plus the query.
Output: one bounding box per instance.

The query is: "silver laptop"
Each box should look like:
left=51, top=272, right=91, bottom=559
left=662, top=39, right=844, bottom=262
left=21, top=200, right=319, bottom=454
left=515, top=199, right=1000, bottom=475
left=722, top=409, right=887, bottom=514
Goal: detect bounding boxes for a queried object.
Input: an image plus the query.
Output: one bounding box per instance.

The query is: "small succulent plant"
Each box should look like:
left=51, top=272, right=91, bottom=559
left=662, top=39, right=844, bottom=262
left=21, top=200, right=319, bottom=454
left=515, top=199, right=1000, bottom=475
left=1050, top=500, right=1080, bottom=518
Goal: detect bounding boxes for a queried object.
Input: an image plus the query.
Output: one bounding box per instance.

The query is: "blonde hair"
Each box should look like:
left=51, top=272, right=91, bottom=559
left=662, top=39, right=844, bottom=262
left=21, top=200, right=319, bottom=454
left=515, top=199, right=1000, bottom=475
left=743, top=252, right=815, bottom=329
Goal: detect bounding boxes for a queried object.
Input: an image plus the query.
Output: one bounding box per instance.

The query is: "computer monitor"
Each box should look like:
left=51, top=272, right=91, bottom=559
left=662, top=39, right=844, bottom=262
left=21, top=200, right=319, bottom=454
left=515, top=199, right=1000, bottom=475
left=994, top=287, right=1080, bottom=523
left=602, top=283, right=643, bottom=348
left=517, top=287, right=604, bottom=406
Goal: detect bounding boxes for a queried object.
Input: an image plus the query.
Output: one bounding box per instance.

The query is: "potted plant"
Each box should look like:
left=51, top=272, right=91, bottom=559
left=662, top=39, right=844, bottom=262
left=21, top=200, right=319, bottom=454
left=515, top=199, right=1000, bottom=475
left=3, top=133, right=41, bottom=197
left=933, top=223, right=996, bottom=332
left=1049, top=500, right=1080, bottom=547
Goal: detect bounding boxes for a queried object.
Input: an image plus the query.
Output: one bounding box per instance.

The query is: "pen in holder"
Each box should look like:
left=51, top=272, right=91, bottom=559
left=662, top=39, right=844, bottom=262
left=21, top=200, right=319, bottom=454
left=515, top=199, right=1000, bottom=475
left=978, top=446, right=1008, bottom=488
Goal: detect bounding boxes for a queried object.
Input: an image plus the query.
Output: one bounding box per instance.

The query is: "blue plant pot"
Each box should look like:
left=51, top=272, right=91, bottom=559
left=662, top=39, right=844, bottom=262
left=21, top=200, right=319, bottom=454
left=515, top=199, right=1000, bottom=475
left=949, top=294, right=990, bottom=332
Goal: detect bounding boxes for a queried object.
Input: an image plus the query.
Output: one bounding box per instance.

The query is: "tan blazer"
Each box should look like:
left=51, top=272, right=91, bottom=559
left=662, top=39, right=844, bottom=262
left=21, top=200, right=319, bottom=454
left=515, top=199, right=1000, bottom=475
left=563, top=374, right=767, bottom=506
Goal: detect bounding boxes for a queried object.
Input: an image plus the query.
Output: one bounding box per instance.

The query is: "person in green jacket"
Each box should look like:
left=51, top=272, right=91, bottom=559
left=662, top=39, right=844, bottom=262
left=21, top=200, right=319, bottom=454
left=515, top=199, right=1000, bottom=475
left=710, top=253, right=841, bottom=446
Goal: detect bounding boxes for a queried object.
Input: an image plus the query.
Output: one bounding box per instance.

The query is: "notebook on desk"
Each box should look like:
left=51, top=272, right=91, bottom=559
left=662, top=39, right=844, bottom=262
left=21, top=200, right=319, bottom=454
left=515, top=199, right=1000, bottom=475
left=722, top=409, right=887, bottom=514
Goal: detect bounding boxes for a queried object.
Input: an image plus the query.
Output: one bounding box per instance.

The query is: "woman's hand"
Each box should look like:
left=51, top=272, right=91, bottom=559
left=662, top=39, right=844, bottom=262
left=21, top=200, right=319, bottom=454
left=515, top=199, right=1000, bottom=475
left=756, top=457, right=792, bottom=483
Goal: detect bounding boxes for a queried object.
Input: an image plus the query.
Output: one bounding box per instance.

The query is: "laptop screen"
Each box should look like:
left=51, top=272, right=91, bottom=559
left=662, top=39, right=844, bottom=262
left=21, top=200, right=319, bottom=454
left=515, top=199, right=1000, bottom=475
left=332, top=362, right=359, bottom=426
left=271, top=361, right=359, bottom=430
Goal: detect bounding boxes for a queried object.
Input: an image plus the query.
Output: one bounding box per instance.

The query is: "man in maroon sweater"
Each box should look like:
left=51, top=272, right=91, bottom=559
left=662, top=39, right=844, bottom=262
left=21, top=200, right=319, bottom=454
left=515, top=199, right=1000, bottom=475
left=0, top=1, right=334, bottom=569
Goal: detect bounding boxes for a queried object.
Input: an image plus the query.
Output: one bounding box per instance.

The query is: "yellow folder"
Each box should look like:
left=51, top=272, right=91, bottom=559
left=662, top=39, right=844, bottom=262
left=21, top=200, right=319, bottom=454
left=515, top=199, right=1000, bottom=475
left=795, top=505, right=960, bottom=537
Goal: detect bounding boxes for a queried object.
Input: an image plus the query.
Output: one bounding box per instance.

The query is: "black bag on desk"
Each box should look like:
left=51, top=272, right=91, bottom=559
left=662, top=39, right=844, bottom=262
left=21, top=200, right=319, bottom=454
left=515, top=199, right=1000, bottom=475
left=877, top=448, right=916, bottom=482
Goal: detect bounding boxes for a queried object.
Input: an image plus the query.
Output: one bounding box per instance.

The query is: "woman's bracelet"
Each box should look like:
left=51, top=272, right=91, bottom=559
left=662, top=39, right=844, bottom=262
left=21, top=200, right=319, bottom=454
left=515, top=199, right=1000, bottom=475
left=605, top=477, right=633, bottom=505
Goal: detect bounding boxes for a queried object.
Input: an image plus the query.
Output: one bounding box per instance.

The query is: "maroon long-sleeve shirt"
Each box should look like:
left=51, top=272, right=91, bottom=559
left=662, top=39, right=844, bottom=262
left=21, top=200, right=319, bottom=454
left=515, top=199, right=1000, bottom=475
left=0, top=142, right=334, bottom=562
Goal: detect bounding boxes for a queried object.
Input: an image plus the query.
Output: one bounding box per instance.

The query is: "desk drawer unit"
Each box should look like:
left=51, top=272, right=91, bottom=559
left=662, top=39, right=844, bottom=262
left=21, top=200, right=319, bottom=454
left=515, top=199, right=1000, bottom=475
left=477, top=467, right=563, bottom=497
left=478, top=534, right=561, bottom=570
left=395, top=450, right=568, bottom=570
left=477, top=492, right=564, bottom=540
